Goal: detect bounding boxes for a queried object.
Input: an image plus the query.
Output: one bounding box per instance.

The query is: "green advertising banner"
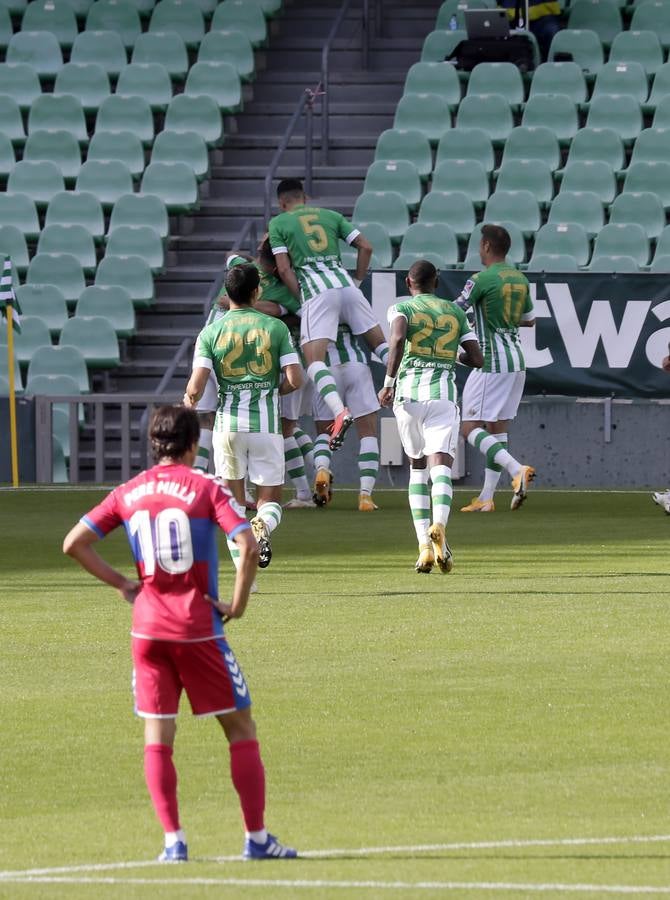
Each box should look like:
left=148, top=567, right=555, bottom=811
left=363, top=271, right=670, bottom=399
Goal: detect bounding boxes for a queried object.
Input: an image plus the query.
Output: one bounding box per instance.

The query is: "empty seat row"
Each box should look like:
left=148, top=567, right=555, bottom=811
left=15, top=284, right=136, bottom=336
left=1, top=316, right=121, bottom=369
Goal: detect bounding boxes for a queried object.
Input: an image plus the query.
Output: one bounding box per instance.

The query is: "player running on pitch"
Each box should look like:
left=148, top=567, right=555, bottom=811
left=379, top=260, right=483, bottom=574
left=63, top=405, right=297, bottom=862
left=268, top=178, right=390, bottom=452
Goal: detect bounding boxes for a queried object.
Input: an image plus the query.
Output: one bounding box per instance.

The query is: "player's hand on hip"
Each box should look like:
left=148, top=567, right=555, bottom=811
left=378, top=386, right=394, bottom=408
left=120, top=579, right=140, bottom=605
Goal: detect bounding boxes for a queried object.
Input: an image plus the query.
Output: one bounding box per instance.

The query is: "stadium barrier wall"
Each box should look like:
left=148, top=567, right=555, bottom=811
left=0, top=396, right=35, bottom=483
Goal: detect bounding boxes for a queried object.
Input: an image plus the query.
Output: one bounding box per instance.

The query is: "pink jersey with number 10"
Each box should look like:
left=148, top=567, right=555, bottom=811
left=81, top=464, right=250, bottom=642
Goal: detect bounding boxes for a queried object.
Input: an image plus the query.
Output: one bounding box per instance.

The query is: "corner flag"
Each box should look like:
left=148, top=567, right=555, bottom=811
left=1, top=255, right=21, bottom=486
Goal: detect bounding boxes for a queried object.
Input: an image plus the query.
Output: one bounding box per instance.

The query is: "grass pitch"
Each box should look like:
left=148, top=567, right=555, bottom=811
left=1, top=487, right=669, bottom=898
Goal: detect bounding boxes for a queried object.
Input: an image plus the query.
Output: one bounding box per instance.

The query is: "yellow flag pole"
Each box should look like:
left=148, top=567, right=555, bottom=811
left=6, top=304, right=19, bottom=487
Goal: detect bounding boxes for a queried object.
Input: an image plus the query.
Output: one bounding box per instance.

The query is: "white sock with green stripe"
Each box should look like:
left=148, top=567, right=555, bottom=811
left=294, top=427, right=315, bottom=473
left=480, top=432, right=507, bottom=502
left=409, top=468, right=430, bottom=546
left=284, top=436, right=311, bottom=499
left=467, top=428, right=521, bottom=478
left=307, top=361, right=345, bottom=417
left=194, top=428, right=212, bottom=472
left=227, top=537, right=240, bottom=570
left=374, top=341, right=389, bottom=365
left=258, top=500, right=282, bottom=535
left=430, top=464, right=453, bottom=527
left=358, top=436, right=379, bottom=495
left=313, top=433, right=332, bottom=474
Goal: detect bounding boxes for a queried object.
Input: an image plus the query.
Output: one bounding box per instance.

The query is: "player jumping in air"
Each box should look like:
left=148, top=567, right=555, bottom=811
left=63, top=405, right=297, bottom=862
left=268, top=178, right=390, bottom=451
left=379, top=260, right=483, bottom=574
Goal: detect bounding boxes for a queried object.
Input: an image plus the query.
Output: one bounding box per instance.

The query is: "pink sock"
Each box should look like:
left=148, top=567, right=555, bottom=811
left=229, top=739, right=265, bottom=832
left=144, top=743, right=180, bottom=832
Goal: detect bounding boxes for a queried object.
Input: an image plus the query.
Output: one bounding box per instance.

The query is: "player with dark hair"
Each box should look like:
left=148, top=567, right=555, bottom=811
left=63, top=405, right=297, bottom=862
left=268, top=178, right=390, bottom=452
left=379, top=261, right=483, bottom=573
left=456, top=224, right=537, bottom=512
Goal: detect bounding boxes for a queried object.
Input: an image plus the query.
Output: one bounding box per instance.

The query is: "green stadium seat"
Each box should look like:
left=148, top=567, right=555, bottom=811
left=0, top=63, right=41, bottom=111
left=95, top=253, right=154, bottom=306
left=28, top=95, right=88, bottom=145
left=403, top=61, right=461, bottom=111
left=86, top=0, right=141, bottom=48
left=643, top=64, right=670, bottom=114
left=592, top=61, right=648, bottom=102
left=47, top=194, right=104, bottom=245
left=164, top=94, right=224, bottom=147
left=24, top=374, right=83, bottom=447
left=420, top=29, right=466, bottom=63
left=587, top=95, right=642, bottom=144
left=16, top=284, right=68, bottom=335
left=12, top=315, right=52, bottom=365
left=500, top=126, right=560, bottom=171
left=149, top=0, right=204, bottom=48
left=630, top=2, right=670, bottom=52
left=140, top=161, right=198, bottom=211
left=76, top=160, right=134, bottom=208
left=532, top=222, right=591, bottom=266
left=0, top=225, right=29, bottom=274
left=23, top=130, right=82, bottom=182
left=7, top=160, right=64, bottom=207
left=125, top=0, right=156, bottom=17
left=653, top=225, right=670, bottom=258
left=106, top=224, right=164, bottom=271
left=467, top=62, right=524, bottom=108
left=609, top=191, right=665, bottom=239
left=529, top=61, right=587, bottom=105
left=0, top=0, right=26, bottom=15
left=151, top=130, right=208, bottom=180
left=116, top=62, right=173, bottom=111
left=623, top=160, right=670, bottom=208
left=353, top=222, right=393, bottom=269
left=560, top=160, right=616, bottom=204
left=210, top=1, right=266, bottom=46
left=197, top=29, right=255, bottom=82
left=374, top=129, right=432, bottom=180
left=0, top=7, right=11, bottom=52
left=649, top=253, right=670, bottom=272
left=70, top=31, right=127, bottom=79
left=394, top=222, right=459, bottom=270
left=456, top=93, right=513, bottom=146
left=484, top=190, right=541, bottom=237
left=27, top=344, right=90, bottom=391
left=548, top=190, right=605, bottom=237
left=363, top=160, right=421, bottom=210
left=27, top=253, right=86, bottom=307
left=21, top=1, right=77, bottom=47
left=526, top=252, right=580, bottom=272
left=0, top=339, right=23, bottom=391
left=54, top=63, right=111, bottom=114
left=521, top=93, right=578, bottom=145
left=0, top=193, right=39, bottom=240
left=255, top=0, right=282, bottom=16
left=185, top=61, right=242, bottom=113
left=64, top=0, right=96, bottom=19
left=87, top=131, right=145, bottom=179
left=466, top=221, right=526, bottom=265
left=0, top=133, right=15, bottom=179
left=652, top=94, right=670, bottom=130
left=393, top=250, right=447, bottom=271
left=37, top=224, right=97, bottom=273
left=0, top=96, right=26, bottom=146
left=630, top=127, right=670, bottom=165
left=418, top=190, right=475, bottom=239
left=562, top=127, right=624, bottom=175
left=60, top=315, right=120, bottom=368
left=592, top=222, right=649, bottom=266
left=52, top=412, right=70, bottom=464
left=548, top=29, right=604, bottom=78
left=435, top=127, right=494, bottom=173
left=7, top=31, right=63, bottom=79
left=96, top=95, right=154, bottom=146
left=109, top=192, right=168, bottom=239
left=431, top=159, right=489, bottom=207
left=393, top=93, right=452, bottom=145
left=495, top=159, right=554, bottom=206
left=588, top=253, right=640, bottom=271
left=131, top=30, right=188, bottom=81
left=76, top=284, right=136, bottom=336
left=608, top=30, right=663, bottom=76
left=352, top=191, right=410, bottom=244
left=567, top=0, right=622, bottom=48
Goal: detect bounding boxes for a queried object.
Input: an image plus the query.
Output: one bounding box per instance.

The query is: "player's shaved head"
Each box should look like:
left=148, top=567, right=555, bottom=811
left=276, top=178, right=304, bottom=202
left=225, top=263, right=260, bottom=306
left=480, top=224, right=511, bottom=259
left=150, top=405, right=200, bottom=462
left=407, top=259, right=438, bottom=293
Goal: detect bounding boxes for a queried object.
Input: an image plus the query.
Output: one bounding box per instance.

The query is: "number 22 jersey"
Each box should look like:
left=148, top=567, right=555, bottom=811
left=81, top=464, right=250, bottom=641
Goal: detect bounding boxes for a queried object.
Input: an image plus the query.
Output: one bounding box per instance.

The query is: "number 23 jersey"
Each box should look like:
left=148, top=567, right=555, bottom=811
left=81, top=464, right=250, bottom=641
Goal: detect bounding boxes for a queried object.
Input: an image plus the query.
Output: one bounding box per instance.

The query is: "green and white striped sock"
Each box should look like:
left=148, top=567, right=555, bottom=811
left=480, top=432, right=507, bottom=502
left=430, top=464, right=453, bottom=527
left=467, top=427, right=521, bottom=479
left=409, top=468, right=430, bottom=546
left=313, top=433, right=332, bottom=475
left=194, top=428, right=212, bottom=472
left=307, top=361, right=345, bottom=418
left=227, top=537, right=240, bottom=570
left=358, top=436, right=379, bottom=495
left=258, top=500, right=282, bottom=535
left=284, top=435, right=310, bottom=499
left=294, top=427, right=315, bottom=472
left=375, top=341, right=389, bottom=365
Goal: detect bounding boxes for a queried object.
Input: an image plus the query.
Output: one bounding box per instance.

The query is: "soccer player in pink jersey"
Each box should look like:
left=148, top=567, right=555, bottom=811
left=63, top=405, right=297, bottom=862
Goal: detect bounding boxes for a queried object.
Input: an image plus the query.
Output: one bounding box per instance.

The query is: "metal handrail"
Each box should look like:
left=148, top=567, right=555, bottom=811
left=201, top=218, right=260, bottom=319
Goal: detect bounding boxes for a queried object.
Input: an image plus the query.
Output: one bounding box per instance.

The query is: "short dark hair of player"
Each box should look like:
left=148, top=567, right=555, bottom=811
left=225, top=263, right=260, bottom=305
left=481, top=224, right=511, bottom=258
left=149, top=405, right=200, bottom=462
left=257, top=236, right=276, bottom=272
left=407, top=259, right=438, bottom=292
left=276, top=178, right=304, bottom=201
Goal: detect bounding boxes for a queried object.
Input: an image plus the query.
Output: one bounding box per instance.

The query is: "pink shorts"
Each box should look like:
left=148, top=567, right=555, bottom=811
left=131, top=636, right=251, bottom=719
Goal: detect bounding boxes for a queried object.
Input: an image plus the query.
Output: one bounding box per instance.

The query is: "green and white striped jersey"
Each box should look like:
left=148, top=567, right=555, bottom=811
left=326, top=326, right=367, bottom=367
left=389, top=294, right=476, bottom=403
left=205, top=253, right=301, bottom=327
left=268, top=204, right=359, bottom=303
left=194, top=308, right=299, bottom=434
left=457, top=262, right=533, bottom=373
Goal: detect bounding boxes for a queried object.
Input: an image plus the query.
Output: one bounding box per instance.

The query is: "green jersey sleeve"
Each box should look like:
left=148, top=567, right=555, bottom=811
left=337, top=212, right=359, bottom=244
left=268, top=217, right=287, bottom=255
left=277, top=321, right=299, bottom=367
left=194, top=326, right=215, bottom=370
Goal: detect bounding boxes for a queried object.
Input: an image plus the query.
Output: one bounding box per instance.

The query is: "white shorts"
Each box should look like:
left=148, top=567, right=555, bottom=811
left=281, top=376, right=314, bottom=421
left=212, top=432, right=284, bottom=486
left=394, top=398, right=460, bottom=459
left=312, top=361, right=380, bottom=421
left=300, top=286, right=378, bottom=345
left=461, top=370, right=526, bottom=423
left=198, top=372, right=219, bottom=414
